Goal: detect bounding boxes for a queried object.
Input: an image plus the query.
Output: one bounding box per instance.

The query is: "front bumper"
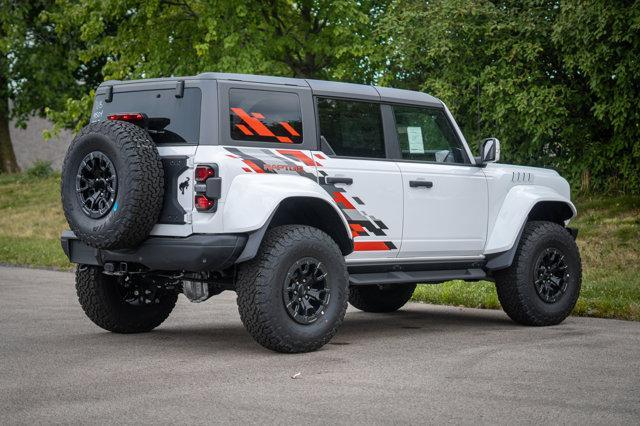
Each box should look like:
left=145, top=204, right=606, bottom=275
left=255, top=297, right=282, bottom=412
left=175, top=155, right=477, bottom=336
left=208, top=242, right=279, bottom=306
left=61, top=231, right=247, bottom=272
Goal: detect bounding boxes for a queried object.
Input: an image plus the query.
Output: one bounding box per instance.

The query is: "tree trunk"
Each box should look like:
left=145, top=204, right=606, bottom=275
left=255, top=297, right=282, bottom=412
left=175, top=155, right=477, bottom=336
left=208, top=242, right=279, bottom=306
left=0, top=97, right=19, bottom=174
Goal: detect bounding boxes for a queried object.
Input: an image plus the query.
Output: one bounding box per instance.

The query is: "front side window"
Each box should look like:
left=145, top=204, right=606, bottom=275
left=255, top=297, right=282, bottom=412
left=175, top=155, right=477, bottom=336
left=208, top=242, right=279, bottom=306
left=229, top=89, right=303, bottom=144
left=317, top=98, right=386, bottom=158
left=393, top=105, right=469, bottom=164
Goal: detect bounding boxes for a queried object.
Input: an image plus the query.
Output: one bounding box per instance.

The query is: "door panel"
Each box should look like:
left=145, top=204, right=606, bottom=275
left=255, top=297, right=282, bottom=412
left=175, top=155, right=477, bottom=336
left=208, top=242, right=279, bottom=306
left=314, top=96, right=404, bottom=261
left=316, top=155, right=403, bottom=260
left=398, top=163, right=488, bottom=258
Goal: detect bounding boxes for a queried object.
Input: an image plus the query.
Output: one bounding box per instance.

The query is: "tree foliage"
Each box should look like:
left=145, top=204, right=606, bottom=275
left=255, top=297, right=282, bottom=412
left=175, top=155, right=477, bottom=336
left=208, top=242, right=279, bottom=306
left=0, top=0, right=103, bottom=172
left=2, top=0, right=639, bottom=193
left=552, top=1, right=640, bottom=192
left=44, top=0, right=388, bottom=132
left=378, top=0, right=640, bottom=193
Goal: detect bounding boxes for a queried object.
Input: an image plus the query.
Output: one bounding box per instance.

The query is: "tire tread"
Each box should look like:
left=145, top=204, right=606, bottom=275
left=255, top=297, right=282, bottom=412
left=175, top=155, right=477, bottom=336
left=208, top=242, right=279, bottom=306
left=495, top=221, right=582, bottom=326
left=236, top=225, right=348, bottom=353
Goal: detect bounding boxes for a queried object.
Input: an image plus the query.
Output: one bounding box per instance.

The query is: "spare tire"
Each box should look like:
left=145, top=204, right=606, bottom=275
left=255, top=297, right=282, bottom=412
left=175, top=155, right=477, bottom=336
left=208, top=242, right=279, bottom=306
left=61, top=120, right=164, bottom=249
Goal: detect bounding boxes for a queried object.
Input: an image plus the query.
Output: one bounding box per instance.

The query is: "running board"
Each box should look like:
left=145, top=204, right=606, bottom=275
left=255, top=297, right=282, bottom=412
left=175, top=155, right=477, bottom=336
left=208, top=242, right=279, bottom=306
left=348, top=268, right=486, bottom=286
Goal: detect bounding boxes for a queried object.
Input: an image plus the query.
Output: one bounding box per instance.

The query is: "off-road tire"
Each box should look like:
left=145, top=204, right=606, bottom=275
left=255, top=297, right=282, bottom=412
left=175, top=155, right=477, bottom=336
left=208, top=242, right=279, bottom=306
left=236, top=225, right=349, bottom=353
left=76, top=265, right=177, bottom=333
left=349, top=283, right=416, bottom=313
left=61, top=120, right=164, bottom=249
left=495, top=221, right=581, bottom=326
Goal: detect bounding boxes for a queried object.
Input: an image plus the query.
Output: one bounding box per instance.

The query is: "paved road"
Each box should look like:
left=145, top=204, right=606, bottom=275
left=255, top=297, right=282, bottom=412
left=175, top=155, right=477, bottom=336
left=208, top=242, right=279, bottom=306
left=1, top=266, right=639, bottom=424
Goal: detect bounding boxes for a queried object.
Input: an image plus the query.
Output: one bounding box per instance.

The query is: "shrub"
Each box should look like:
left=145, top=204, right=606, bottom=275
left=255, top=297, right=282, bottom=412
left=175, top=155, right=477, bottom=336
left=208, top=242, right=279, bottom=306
left=26, top=161, right=54, bottom=178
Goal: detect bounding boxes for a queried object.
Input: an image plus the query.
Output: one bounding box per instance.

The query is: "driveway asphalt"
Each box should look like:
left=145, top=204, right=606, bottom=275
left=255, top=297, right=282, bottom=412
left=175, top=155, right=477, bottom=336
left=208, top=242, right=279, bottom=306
left=1, top=266, right=639, bottom=424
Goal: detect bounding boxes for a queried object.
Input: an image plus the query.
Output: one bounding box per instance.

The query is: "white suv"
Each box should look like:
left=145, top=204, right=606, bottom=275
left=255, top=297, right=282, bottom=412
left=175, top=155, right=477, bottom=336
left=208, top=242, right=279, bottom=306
left=60, top=73, right=582, bottom=353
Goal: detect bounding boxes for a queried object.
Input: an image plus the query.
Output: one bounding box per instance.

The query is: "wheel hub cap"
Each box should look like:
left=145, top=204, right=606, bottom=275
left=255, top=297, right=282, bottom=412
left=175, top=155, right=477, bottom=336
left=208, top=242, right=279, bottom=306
left=75, top=151, right=117, bottom=219
left=283, top=257, right=330, bottom=324
left=533, top=247, right=569, bottom=304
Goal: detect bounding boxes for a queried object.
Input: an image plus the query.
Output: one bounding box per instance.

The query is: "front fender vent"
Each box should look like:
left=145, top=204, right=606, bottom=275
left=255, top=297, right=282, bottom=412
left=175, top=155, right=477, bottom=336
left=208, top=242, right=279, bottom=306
left=512, top=171, right=534, bottom=184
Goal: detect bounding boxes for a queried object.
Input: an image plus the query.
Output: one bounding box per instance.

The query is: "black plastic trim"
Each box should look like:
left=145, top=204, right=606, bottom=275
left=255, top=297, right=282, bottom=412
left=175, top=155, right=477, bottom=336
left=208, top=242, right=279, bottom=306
left=234, top=209, right=277, bottom=264
left=175, top=80, right=185, bottom=98
left=409, top=180, right=433, bottom=188
left=205, top=177, right=222, bottom=199
left=159, top=156, right=189, bottom=224
left=484, top=222, right=526, bottom=271
left=325, top=176, right=353, bottom=185
left=347, top=259, right=484, bottom=275
left=61, top=231, right=247, bottom=272
left=349, top=268, right=486, bottom=286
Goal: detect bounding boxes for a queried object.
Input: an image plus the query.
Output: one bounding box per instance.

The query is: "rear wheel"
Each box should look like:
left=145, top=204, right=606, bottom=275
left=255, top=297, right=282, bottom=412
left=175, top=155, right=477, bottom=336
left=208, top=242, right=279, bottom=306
left=495, top=221, right=582, bottom=326
left=76, top=265, right=177, bottom=333
left=349, top=283, right=416, bottom=313
left=236, top=225, right=349, bottom=353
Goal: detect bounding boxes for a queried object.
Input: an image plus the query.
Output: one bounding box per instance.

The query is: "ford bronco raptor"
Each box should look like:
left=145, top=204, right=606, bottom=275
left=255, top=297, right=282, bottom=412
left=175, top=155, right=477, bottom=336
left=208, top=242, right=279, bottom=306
left=61, top=73, right=581, bottom=353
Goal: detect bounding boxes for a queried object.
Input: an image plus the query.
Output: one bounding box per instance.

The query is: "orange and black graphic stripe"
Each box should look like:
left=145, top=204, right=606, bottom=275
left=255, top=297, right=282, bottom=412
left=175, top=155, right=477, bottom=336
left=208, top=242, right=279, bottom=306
left=223, top=148, right=397, bottom=251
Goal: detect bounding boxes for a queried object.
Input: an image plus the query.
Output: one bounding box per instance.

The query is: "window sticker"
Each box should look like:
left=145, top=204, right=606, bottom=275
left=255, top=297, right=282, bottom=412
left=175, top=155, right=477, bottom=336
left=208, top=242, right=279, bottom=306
left=229, top=89, right=303, bottom=144
left=407, top=126, right=425, bottom=154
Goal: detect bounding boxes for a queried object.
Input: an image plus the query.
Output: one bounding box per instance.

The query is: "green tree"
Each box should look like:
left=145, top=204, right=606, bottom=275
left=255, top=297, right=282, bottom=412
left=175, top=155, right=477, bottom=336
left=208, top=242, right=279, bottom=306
left=0, top=0, right=99, bottom=173
left=553, top=1, right=640, bottom=192
left=378, top=1, right=579, bottom=168
left=46, top=0, right=389, bottom=132
left=378, top=0, right=640, bottom=193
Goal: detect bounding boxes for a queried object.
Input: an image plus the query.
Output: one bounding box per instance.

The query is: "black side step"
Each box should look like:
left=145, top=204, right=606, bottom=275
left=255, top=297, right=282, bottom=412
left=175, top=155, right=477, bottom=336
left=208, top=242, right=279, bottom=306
left=349, top=268, right=486, bottom=286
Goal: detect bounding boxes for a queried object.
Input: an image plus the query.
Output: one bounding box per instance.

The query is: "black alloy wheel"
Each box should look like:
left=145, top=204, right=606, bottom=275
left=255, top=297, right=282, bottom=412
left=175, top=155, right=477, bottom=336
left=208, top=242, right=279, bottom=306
left=283, top=257, right=330, bottom=324
left=75, top=151, right=117, bottom=219
left=533, top=247, right=569, bottom=304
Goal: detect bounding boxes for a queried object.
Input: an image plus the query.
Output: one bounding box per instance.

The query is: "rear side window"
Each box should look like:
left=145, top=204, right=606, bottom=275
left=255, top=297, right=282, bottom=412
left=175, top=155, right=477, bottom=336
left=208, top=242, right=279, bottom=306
left=316, top=98, right=385, bottom=158
left=229, top=89, right=303, bottom=144
left=92, top=88, right=202, bottom=144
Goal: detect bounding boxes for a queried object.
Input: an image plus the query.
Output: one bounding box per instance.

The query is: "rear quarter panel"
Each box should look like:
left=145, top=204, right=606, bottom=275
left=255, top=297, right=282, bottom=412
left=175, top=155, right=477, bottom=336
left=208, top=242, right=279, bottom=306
left=192, top=146, right=350, bottom=235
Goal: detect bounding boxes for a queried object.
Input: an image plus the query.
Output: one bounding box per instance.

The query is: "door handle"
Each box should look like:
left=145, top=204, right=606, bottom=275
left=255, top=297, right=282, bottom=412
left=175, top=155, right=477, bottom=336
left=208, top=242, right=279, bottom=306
left=326, top=176, right=353, bottom=185
left=409, top=180, right=433, bottom=188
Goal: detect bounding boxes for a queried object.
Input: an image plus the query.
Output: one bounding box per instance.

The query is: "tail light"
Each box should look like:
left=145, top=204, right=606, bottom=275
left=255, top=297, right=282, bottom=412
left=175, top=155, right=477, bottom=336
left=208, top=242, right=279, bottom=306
left=195, top=165, right=216, bottom=182
left=107, top=113, right=147, bottom=123
left=195, top=195, right=216, bottom=211
left=194, top=165, right=220, bottom=212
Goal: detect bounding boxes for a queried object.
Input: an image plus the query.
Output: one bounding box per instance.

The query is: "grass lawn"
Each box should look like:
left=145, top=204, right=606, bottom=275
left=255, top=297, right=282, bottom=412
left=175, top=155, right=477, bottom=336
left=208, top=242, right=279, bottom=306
left=0, top=171, right=639, bottom=320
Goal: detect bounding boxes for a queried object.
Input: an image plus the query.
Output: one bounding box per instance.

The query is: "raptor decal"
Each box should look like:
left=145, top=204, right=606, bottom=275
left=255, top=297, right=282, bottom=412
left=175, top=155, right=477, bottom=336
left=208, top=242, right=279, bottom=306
left=222, top=147, right=397, bottom=251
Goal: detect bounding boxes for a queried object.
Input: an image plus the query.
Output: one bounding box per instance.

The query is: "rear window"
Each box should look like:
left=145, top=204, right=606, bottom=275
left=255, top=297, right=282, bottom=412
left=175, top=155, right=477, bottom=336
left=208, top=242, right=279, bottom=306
left=229, top=88, right=303, bottom=144
left=92, top=87, right=201, bottom=144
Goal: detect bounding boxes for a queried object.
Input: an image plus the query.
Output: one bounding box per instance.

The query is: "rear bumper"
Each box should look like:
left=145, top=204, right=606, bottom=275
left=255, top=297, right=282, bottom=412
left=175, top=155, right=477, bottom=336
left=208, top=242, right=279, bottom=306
left=61, top=231, right=247, bottom=272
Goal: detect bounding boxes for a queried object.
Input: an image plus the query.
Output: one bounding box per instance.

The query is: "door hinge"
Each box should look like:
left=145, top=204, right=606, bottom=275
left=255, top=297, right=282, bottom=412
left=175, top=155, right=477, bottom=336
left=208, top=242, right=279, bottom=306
left=186, top=157, right=195, bottom=168
left=184, top=212, right=193, bottom=224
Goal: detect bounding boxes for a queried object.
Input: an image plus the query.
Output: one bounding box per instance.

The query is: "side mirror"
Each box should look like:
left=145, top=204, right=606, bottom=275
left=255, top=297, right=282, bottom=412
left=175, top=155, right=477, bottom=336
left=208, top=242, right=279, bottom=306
left=479, top=138, right=500, bottom=165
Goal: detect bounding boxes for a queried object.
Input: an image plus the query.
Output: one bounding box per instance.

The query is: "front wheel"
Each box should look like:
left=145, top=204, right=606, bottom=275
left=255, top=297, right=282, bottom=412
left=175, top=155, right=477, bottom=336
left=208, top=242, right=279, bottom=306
left=495, top=221, right=582, bottom=326
left=235, top=225, right=349, bottom=353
